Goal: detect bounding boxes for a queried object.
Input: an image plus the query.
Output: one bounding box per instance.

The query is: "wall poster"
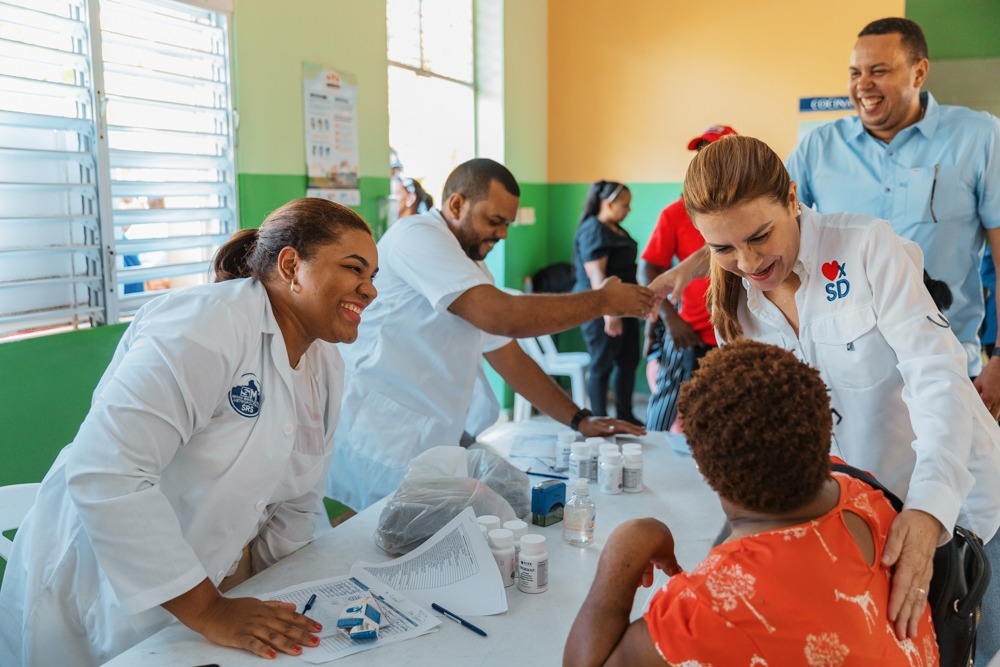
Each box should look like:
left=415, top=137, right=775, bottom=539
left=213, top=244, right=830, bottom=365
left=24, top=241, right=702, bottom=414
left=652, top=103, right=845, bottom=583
left=303, top=62, right=360, bottom=205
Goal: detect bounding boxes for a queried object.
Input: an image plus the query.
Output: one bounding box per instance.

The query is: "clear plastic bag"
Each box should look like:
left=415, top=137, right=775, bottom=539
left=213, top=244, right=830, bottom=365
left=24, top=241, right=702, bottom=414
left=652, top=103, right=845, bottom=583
left=374, top=446, right=531, bottom=554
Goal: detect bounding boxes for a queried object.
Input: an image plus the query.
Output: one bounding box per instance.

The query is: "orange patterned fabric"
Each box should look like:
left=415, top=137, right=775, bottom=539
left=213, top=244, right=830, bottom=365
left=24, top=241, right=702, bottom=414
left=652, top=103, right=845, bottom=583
left=645, top=473, right=940, bottom=666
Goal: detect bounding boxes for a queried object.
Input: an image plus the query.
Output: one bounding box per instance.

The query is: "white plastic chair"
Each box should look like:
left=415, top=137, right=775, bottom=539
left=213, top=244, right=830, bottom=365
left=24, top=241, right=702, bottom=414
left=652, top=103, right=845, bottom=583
left=0, top=483, right=41, bottom=560
left=514, top=334, right=591, bottom=421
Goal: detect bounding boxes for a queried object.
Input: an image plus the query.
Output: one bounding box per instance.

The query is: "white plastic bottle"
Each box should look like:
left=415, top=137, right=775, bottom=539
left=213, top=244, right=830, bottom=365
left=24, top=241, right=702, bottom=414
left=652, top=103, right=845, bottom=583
left=585, top=439, right=602, bottom=482
left=518, top=534, right=549, bottom=593
left=621, top=442, right=642, bottom=456
left=488, top=528, right=517, bottom=588
left=623, top=451, right=644, bottom=493
left=477, top=514, right=501, bottom=533
left=554, top=430, right=576, bottom=472
left=568, top=442, right=591, bottom=483
left=563, top=478, right=596, bottom=547
left=598, top=443, right=619, bottom=457
left=503, top=519, right=529, bottom=556
left=598, top=451, right=623, bottom=494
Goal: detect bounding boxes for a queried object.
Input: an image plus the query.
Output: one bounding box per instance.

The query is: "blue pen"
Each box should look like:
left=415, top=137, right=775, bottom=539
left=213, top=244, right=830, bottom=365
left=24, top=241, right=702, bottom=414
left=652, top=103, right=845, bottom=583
left=431, top=602, right=487, bottom=637
left=302, top=593, right=317, bottom=614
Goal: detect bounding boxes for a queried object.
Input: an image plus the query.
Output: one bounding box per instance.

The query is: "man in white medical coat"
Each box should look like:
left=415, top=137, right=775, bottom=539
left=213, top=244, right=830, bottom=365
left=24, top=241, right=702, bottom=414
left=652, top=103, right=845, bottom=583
left=328, top=158, right=654, bottom=511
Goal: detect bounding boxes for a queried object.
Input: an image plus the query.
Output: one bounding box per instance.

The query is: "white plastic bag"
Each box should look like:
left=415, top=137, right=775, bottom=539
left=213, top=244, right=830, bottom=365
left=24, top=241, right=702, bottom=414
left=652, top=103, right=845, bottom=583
left=374, top=446, right=530, bottom=554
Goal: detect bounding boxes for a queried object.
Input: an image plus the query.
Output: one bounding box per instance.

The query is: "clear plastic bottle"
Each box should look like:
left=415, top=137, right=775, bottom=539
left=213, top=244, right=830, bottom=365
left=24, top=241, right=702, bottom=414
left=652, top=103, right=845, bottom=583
left=518, top=534, right=549, bottom=593
left=563, top=478, right=596, bottom=547
left=488, top=528, right=517, bottom=588
left=623, top=451, right=644, bottom=493
left=598, top=452, right=623, bottom=494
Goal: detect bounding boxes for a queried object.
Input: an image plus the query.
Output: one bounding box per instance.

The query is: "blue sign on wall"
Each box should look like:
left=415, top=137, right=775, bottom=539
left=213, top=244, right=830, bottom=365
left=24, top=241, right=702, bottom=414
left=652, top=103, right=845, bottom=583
left=799, top=96, right=853, bottom=112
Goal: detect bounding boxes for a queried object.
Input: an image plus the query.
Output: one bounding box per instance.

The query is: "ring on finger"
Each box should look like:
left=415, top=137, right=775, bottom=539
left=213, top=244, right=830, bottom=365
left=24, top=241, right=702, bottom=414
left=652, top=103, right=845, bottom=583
left=916, top=587, right=927, bottom=596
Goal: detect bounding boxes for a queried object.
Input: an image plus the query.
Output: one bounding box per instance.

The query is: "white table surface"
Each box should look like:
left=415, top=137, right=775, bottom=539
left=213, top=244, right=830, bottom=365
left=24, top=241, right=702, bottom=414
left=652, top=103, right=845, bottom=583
left=104, top=420, right=723, bottom=666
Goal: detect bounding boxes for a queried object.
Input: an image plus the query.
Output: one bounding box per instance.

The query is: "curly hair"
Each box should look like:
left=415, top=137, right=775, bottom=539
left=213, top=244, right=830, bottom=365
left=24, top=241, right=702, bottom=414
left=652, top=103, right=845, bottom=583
left=678, top=340, right=832, bottom=514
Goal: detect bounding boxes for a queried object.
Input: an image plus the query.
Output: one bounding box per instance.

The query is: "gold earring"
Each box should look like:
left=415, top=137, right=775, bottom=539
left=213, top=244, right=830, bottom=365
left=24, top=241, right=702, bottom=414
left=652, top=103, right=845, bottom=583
left=290, top=278, right=299, bottom=293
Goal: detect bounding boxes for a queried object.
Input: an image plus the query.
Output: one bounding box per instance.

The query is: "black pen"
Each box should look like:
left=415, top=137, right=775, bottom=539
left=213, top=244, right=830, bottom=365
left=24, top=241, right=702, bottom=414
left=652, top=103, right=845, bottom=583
left=431, top=602, right=487, bottom=637
left=526, top=470, right=568, bottom=480
left=302, top=593, right=317, bottom=614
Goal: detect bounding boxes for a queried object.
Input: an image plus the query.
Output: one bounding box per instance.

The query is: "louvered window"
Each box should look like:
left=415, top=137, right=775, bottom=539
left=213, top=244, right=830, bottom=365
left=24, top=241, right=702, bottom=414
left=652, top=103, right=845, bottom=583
left=0, top=0, right=235, bottom=339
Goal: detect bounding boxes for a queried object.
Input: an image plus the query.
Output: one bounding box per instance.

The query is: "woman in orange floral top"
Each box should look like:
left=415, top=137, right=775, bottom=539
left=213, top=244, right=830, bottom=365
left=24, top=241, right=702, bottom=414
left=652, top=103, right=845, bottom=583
left=564, top=340, right=938, bottom=666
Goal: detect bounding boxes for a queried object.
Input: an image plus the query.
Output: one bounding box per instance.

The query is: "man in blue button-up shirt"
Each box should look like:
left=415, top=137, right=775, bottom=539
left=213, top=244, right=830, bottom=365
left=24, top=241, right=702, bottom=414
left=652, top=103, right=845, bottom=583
left=787, top=17, right=1000, bottom=415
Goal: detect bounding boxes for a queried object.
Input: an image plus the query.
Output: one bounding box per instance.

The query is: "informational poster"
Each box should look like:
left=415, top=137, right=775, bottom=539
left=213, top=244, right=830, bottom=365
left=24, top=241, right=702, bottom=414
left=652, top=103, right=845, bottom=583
left=303, top=62, right=360, bottom=206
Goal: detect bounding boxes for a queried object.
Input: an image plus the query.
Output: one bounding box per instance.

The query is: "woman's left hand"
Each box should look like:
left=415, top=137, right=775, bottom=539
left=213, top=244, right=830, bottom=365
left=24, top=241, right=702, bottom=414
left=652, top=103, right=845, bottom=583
left=881, top=509, right=942, bottom=639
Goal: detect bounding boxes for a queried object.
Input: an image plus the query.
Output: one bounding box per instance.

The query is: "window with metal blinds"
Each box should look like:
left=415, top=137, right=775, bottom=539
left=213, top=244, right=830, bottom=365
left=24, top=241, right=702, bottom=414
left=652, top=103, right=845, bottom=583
left=0, top=0, right=236, bottom=339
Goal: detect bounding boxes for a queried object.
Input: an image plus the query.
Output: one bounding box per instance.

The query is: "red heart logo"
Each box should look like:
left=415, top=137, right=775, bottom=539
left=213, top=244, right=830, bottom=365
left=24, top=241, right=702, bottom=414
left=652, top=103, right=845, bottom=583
left=821, top=261, right=840, bottom=282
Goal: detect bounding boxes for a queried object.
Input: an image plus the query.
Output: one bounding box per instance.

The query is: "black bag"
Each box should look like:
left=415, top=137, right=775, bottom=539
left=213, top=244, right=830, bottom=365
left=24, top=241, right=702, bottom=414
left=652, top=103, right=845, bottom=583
left=832, top=462, right=991, bottom=667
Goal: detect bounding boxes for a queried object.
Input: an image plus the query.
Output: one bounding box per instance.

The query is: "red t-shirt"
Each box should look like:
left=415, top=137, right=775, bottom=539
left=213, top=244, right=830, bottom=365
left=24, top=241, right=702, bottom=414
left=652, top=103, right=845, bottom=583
left=641, top=197, right=716, bottom=346
left=644, top=473, right=940, bottom=666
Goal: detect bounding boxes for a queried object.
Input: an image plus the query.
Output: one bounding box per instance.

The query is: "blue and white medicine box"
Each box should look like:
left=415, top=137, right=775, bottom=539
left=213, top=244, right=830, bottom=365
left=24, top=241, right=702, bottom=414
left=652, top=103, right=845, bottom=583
left=531, top=479, right=565, bottom=527
left=337, top=595, right=383, bottom=640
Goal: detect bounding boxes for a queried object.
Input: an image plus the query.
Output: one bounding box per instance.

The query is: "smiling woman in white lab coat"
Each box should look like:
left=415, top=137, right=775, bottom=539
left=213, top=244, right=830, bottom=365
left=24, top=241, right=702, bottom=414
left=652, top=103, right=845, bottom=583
left=0, top=198, right=378, bottom=667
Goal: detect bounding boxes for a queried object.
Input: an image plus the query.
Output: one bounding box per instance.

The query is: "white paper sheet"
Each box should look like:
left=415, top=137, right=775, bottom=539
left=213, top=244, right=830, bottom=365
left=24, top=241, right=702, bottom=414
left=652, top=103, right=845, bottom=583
left=351, top=506, right=508, bottom=616
left=264, top=570, right=440, bottom=664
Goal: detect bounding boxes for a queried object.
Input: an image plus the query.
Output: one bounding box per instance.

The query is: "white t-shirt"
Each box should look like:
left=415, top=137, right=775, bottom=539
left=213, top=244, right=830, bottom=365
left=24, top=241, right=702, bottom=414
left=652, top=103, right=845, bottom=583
left=328, top=209, right=510, bottom=510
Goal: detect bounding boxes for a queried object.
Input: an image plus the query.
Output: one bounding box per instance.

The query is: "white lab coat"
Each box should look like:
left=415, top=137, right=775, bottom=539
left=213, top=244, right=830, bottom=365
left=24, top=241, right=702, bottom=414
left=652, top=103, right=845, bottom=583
left=738, top=207, right=1000, bottom=542
left=327, top=210, right=508, bottom=510
left=0, top=279, right=344, bottom=667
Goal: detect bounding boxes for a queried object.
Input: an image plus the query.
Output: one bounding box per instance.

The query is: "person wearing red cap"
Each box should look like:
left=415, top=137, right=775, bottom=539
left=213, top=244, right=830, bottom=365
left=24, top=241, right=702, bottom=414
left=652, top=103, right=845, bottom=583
left=686, top=124, right=737, bottom=151
left=639, top=126, right=736, bottom=432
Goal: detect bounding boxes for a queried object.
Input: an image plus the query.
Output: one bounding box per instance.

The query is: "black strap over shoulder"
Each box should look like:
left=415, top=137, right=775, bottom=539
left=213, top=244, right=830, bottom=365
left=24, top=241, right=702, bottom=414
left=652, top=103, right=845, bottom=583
left=830, top=461, right=990, bottom=667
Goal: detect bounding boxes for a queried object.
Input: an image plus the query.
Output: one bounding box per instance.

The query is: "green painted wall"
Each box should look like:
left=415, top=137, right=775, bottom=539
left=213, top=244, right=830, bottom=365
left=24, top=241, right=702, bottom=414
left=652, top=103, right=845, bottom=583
left=906, top=0, right=1000, bottom=58
left=232, top=0, right=389, bottom=177
left=0, top=325, right=126, bottom=487
left=531, top=181, right=684, bottom=395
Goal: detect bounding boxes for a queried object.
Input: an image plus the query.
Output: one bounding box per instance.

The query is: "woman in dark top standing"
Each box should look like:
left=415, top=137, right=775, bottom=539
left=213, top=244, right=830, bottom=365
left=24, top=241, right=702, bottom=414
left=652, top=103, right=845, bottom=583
left=573, top=180, right=642, bottom=424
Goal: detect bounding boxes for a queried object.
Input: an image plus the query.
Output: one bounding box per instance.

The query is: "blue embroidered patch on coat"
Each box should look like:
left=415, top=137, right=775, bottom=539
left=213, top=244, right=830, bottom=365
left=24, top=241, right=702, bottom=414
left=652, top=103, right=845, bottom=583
left=229, top=373, right=261, bottom=417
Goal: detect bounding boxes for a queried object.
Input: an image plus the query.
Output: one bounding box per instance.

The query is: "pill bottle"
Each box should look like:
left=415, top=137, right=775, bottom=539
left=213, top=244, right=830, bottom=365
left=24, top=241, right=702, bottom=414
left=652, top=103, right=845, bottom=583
left=488, top=528, right=517, bottom=588
left=585, top=439, right=602, bottom=482
left=554, top=430, right=576, bottom=472
left=598, top=443, right=619, bottom=457
left=518, top=534, right=549, bottom=593
left=623, top=451, right=643, bottom=493
left=563, top=478, right=596, bottom=547
left=477, top=515, right=501, bottom=533
left=503, top=519, right=529, bottom=555
left=621, top=443, right=642, bottom=456
left=598, top=452, right=623, bottom=495
left=568, top=442, right=591, bottom=483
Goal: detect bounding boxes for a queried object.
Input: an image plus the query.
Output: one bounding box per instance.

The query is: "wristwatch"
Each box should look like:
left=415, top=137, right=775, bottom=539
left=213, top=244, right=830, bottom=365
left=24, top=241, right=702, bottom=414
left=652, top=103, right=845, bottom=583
left=569, top=408, right=593, bottom=431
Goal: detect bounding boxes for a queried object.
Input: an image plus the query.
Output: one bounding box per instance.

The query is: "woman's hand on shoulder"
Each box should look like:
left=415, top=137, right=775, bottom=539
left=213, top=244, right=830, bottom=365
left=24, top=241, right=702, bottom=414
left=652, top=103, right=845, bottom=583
left=881, top=509, right=942, bottom=640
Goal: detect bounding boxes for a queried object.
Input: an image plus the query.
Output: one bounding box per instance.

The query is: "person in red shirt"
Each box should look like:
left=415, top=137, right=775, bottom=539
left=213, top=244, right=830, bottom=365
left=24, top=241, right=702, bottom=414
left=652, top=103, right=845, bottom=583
left=564, top=340, right=939, bottom=667
left=640, top=125, right=736, bottom=431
